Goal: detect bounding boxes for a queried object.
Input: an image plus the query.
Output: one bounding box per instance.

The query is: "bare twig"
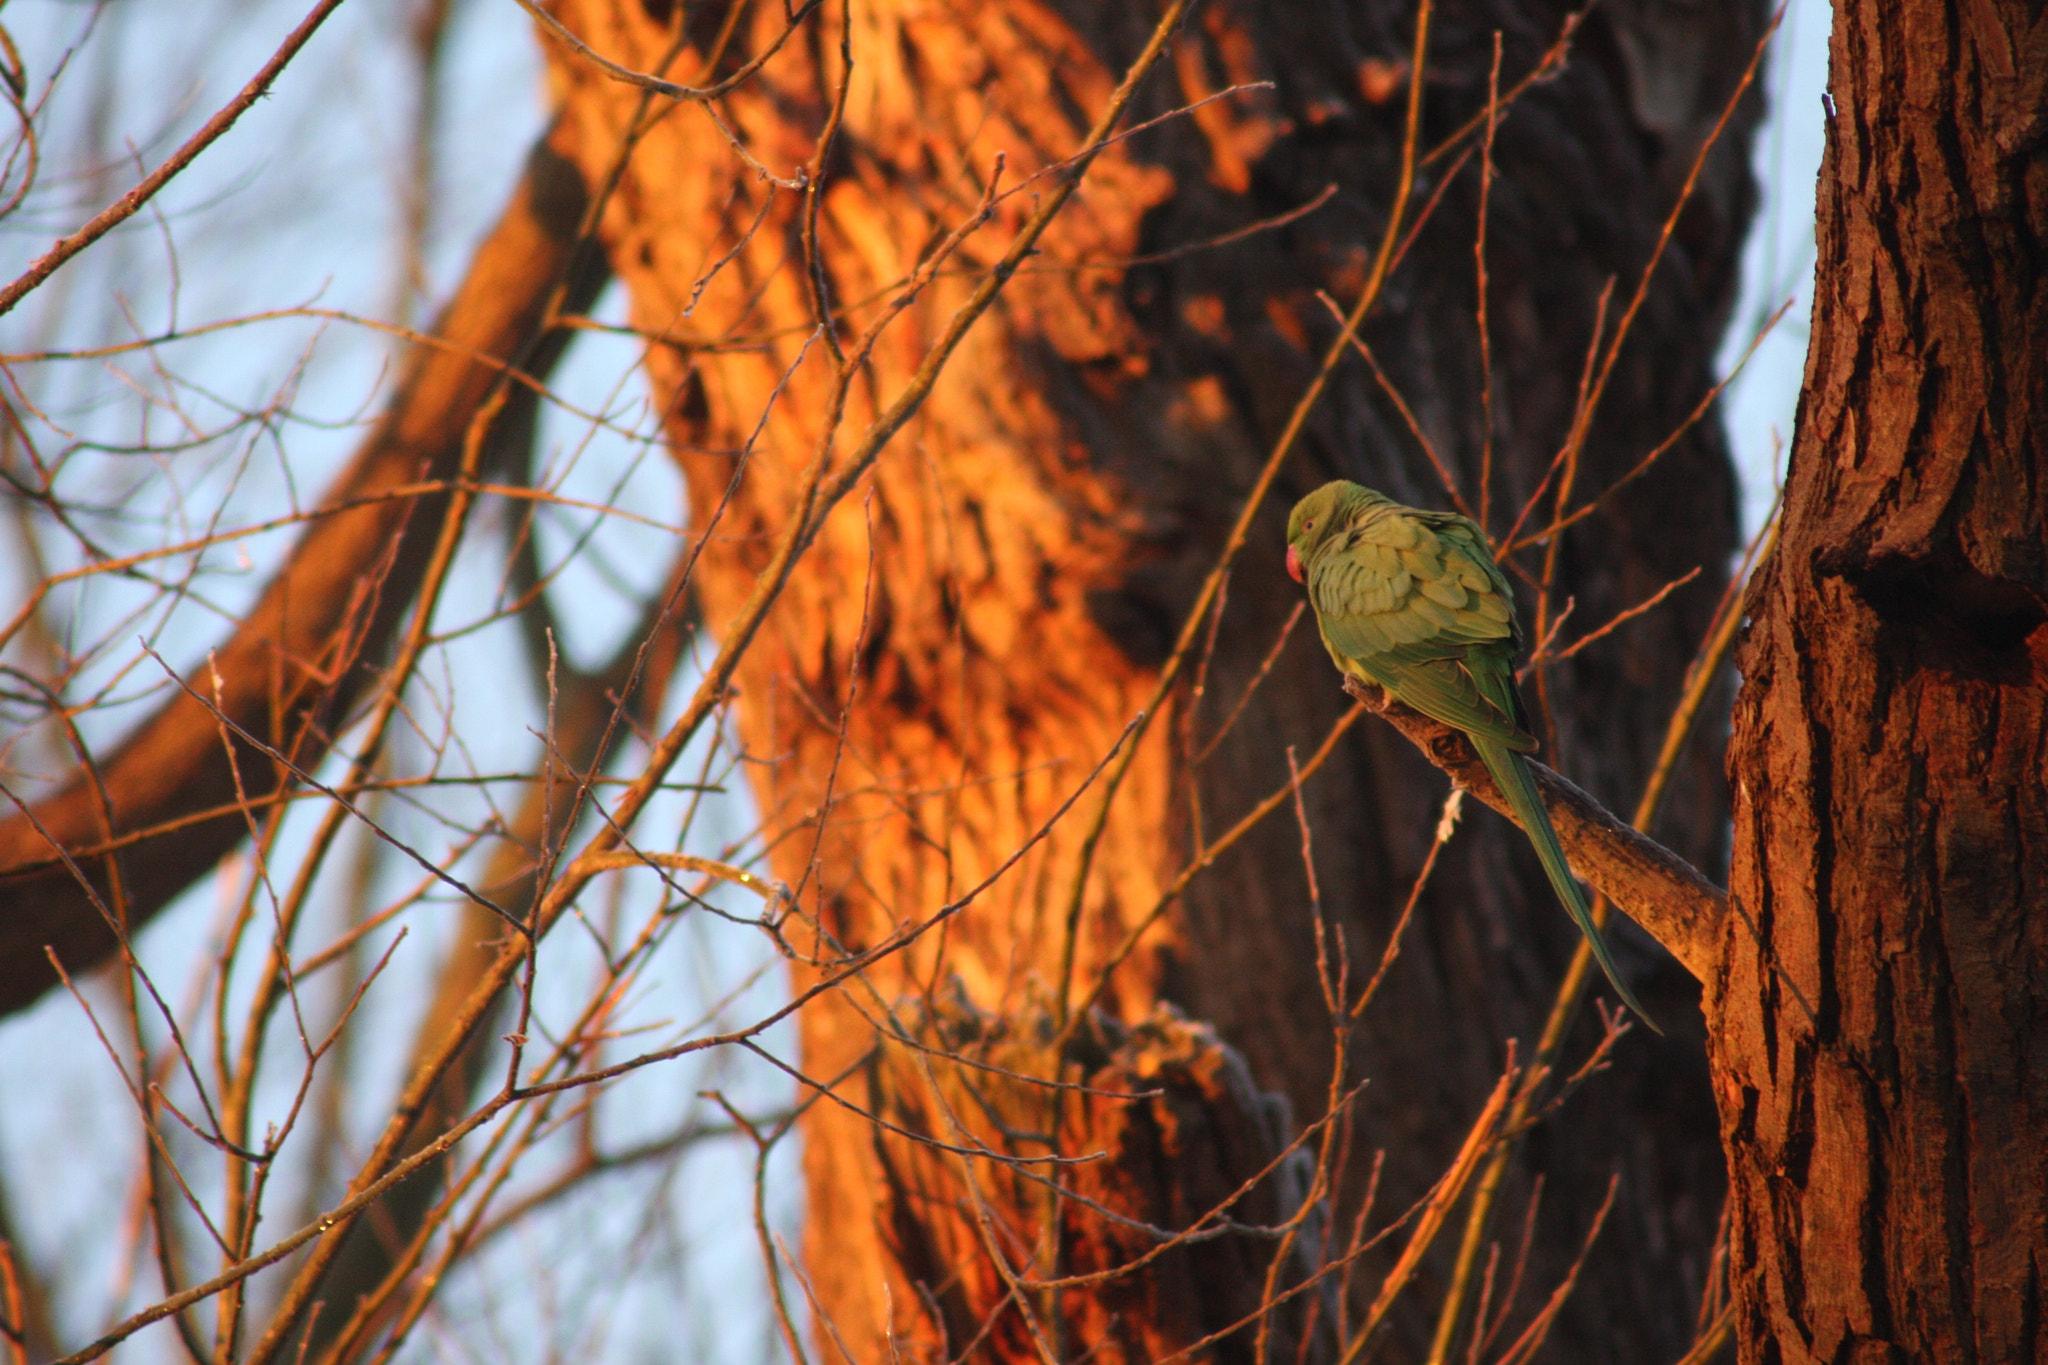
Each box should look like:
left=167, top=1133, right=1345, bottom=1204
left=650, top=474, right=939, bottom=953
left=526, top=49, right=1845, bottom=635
left=0, top=0, right=348, bottom=319
left=512, top=0, right=825, bottom=106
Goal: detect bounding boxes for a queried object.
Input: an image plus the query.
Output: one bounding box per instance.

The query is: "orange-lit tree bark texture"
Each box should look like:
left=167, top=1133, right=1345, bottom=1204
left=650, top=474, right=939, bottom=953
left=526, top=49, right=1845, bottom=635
left=547, top=0, right=1761, bottom=1358
left=1716, top=3, right=2048, bottom=1362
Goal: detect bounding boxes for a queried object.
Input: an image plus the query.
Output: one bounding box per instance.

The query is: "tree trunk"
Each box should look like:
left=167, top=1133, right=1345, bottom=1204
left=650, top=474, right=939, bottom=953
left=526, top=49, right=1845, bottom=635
left=546, top=0, right=1762, bottom=1358
left=1716, top=2, right=2048, bottom=1362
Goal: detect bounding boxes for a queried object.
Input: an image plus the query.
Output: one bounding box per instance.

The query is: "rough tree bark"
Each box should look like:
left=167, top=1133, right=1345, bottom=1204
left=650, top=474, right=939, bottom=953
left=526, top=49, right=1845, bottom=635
left=544, top=0, right=1762, bottom=1358
left=1716, top=2, right=2048, bottom=1362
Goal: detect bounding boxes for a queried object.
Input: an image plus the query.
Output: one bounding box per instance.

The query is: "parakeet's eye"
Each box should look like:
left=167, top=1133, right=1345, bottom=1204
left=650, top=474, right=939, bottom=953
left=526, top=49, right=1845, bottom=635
left=1303, top=519, right=1315, bottom=530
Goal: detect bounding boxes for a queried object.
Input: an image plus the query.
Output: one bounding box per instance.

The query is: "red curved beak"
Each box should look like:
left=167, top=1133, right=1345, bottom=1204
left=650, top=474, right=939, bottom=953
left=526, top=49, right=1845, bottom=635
left=1285, top=543, right=1305, bottom=583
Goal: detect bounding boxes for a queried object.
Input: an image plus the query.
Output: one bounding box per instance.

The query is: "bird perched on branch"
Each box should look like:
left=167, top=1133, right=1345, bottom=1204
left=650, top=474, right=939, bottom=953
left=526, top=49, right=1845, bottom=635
left=1285, top=479, right=1656, bottom=1032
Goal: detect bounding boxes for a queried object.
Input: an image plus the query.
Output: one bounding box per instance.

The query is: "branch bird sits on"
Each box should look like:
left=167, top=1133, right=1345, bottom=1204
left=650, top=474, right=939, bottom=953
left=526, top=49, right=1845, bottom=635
left=1285, top=479, right=1658, bottom=1032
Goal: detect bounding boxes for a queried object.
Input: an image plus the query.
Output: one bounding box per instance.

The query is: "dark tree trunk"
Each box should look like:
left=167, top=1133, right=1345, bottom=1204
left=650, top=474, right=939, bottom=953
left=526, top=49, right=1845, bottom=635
left=1716, top=2, right=2048, bottom=1361
left=547, top=0, right=1762, bottom=1358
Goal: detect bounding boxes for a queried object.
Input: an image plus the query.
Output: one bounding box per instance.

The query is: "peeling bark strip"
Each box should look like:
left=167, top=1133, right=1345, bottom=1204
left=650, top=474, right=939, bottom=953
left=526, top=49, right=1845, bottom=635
left=0, top=128, right=608, bottom=1016
left=547, top=0, right=1761, bottom=1357
left=1716, top=2, right=2048, bottom=1362
left=871, top=999, right=1336, bottom=1365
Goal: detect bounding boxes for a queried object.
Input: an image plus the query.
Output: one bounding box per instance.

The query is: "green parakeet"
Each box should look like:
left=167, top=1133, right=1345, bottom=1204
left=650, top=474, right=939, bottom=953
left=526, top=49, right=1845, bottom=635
left=1285, top=479, right=1656, bottom=1032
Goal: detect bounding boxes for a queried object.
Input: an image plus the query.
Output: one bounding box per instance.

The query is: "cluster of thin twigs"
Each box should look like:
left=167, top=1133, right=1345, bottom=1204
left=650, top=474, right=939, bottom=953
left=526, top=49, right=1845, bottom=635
left=0, top=1, right=1790, bottom=1363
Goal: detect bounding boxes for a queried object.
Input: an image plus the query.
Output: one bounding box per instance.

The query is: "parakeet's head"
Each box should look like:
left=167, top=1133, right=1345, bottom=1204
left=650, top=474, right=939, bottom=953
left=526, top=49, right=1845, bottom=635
left=1284, top=480, right=1379, bottom=581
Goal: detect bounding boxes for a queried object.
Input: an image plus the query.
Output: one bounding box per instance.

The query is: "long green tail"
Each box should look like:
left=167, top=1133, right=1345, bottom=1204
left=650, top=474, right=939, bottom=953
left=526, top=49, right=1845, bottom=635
left=1473, top=736, right=1660, bottom=1034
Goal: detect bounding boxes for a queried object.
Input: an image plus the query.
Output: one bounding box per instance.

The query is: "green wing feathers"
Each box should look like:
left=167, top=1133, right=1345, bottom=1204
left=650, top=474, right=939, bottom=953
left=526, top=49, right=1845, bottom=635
left=1308, top=508, right=1532, bottom=750
left=1472, top=735, right=1660, bottom=1033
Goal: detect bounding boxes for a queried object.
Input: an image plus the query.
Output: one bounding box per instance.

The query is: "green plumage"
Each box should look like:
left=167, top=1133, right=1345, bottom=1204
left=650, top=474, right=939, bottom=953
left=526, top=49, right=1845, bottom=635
left=1286, top=480, right=1656, bottom=1032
